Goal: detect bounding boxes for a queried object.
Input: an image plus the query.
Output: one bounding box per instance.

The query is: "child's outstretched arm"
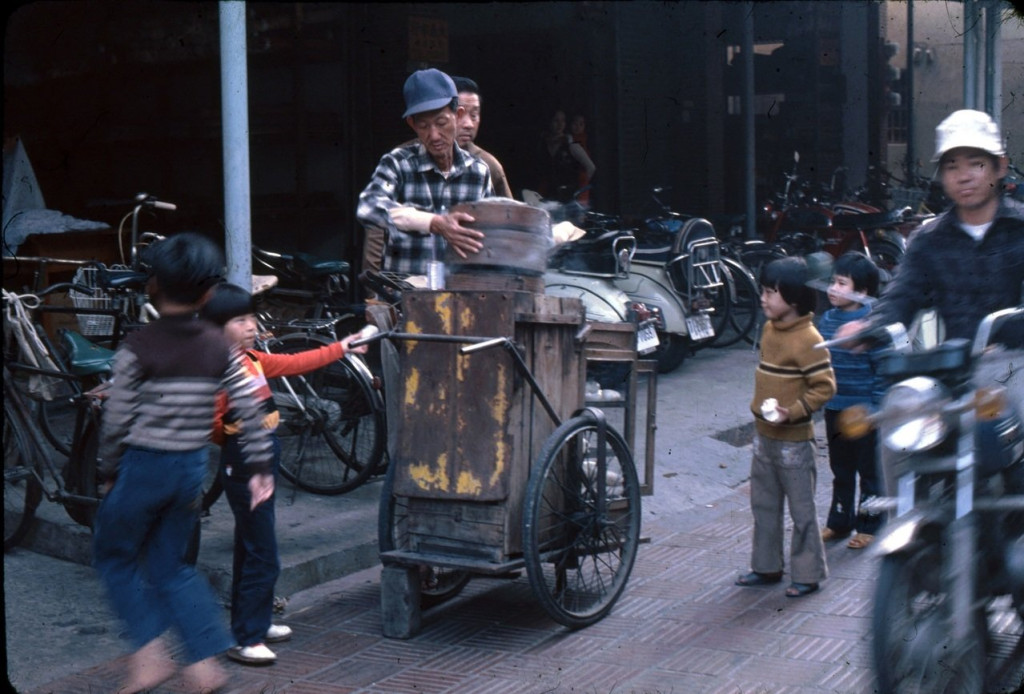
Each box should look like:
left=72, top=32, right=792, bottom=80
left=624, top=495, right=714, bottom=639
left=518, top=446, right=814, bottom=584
left=255, top=330, right=370, bottom=380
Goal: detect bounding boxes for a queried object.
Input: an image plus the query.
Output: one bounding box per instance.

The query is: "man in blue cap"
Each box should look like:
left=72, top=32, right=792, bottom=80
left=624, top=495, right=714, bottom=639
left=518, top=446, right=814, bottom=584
left=357, top=68, right=491, bottom=277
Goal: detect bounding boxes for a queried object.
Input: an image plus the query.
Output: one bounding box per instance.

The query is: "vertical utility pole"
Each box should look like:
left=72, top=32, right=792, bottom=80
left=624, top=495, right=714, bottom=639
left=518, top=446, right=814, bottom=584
left=963, top=0, right=980, bottom=109
left=743, top=3, right=756, bottom=240
left=984, top=0, right=1002, bottom=125
left=220, top=1, right=252, bottom=288
left=905, top=0, right=915, bottom=179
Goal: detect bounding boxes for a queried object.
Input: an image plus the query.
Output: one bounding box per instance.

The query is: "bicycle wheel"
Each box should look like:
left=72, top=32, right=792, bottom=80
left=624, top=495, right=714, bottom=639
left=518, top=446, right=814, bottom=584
left=62, top=412, right=101, bottom=527
left=377, top=462, right=471, bottom=608
left=869, top=240, right=903, bottom=279
left=522, top=411, right=641, bottom=628
left=267, top=333, right=385, bottom=495
left=4, top=399, right=41, bottom=551
left=711, top=258, right=759, bottom=348
left=37, top=390, right=77, bottom=457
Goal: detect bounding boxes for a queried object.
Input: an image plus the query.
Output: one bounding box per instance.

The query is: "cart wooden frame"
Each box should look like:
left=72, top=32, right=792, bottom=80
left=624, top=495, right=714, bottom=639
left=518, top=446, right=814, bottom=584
left=374, top=290, right=642, bottom=638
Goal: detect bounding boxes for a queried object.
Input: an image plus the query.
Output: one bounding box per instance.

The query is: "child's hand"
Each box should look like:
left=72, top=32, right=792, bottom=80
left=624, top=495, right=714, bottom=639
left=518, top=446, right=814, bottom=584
left=774, top=405, right=791, bottom=424
left=249, top=473, right=274, bottom=509
left=341, top=333, right=369, bottom=355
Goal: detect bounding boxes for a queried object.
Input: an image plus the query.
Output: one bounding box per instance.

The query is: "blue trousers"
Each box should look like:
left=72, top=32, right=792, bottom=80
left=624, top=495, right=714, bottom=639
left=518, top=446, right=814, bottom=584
left=220, top=434, right=281, bottom=647
left=93, top=447, right=232, bottom=664
left=824, top=409, right=882, bottom=535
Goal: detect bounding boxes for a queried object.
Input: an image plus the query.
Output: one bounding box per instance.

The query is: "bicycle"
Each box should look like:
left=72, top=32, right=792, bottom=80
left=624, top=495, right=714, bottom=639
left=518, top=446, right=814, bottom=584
left=4, top=359, right=104, bottom=550
left=252, top=245, right=362, bottom=333
left=3, top=284, right=116, bottom=457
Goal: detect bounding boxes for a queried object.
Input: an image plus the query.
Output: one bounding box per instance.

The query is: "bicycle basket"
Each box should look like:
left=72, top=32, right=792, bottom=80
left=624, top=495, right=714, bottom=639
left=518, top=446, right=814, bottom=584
left=70, top=266, right=116, bottom=336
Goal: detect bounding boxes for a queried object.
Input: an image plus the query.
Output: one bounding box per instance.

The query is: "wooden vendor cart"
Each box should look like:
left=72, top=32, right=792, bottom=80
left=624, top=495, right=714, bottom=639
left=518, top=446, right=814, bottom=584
left=374, top=200, right=643, bottom=638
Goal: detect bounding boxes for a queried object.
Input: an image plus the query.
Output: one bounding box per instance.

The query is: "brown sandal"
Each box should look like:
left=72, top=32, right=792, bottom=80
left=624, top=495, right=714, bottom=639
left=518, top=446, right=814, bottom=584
left=821, top=527, right=851, bottom=542
left=847, top=533, right=874, bottom=549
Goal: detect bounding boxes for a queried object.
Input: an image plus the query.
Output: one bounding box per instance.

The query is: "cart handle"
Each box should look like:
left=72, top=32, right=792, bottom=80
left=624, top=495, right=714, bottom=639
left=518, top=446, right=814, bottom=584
left=382, top=331, right=565, bottom=427
left=459, top=336, right=508, bottom=354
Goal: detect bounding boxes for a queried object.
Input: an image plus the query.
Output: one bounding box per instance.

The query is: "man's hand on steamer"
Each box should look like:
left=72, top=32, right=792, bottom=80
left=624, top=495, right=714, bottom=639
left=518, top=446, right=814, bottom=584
left=430, top=211, right=485, bottom=258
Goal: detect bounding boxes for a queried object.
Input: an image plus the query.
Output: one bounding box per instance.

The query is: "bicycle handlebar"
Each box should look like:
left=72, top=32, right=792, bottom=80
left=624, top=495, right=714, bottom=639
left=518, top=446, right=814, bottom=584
left=134, top=192, right=177, bottom=212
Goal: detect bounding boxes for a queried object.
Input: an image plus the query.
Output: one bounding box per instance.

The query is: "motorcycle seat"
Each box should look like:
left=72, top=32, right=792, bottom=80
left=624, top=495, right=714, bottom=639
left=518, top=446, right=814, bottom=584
left=831, top=209, right=903, bottom=230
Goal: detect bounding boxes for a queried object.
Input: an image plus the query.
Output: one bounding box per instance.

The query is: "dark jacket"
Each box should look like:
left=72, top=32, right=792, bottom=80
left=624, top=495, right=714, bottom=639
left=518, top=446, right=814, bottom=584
left=868, top=197, right=1024, bottom=341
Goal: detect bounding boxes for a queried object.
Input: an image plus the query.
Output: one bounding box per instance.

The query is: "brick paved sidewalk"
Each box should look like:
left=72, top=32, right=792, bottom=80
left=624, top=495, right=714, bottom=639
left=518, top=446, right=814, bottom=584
left=26, top=444, right=1024, bottom=694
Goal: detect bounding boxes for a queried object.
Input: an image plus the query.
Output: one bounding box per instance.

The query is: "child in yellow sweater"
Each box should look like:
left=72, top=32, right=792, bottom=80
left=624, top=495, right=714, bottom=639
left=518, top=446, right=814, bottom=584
left=736, top=257, right=835, bottom=598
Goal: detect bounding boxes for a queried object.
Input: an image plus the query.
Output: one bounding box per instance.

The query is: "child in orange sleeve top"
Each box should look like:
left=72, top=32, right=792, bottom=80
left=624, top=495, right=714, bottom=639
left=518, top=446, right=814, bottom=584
left=201, top=282, right=368, bottom=665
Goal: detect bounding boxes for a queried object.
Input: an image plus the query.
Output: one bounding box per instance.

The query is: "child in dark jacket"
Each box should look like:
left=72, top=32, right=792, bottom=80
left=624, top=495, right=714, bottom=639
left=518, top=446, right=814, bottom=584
left=201, top=283, right=368, bottom=665
left=817, top=252, right=887, bottom=549
left=736, top=257, right=836, bottom=598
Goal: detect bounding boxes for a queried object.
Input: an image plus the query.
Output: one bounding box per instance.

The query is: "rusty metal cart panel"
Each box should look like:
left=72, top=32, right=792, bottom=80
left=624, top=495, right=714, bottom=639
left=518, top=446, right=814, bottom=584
left=392, top=290, right=584, bottom=563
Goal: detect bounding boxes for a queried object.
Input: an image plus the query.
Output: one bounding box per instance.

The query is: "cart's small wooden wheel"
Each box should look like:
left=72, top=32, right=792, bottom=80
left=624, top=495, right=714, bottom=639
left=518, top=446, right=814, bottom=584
left=378, top=463, right=471, bottom=608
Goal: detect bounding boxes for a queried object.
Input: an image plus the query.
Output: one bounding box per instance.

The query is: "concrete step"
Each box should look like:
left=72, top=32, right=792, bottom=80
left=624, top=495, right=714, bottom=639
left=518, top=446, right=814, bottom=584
left=18, top=470, right=386, bottom=601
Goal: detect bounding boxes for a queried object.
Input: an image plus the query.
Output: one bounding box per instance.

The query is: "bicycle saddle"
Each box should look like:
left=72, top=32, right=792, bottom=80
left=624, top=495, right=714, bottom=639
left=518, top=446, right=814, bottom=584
left=97, top=266, right=148, bottom=290
left=253, top=246, right=349, bottom=279
left=831, top=209, right=903, bottom=230
left=59, top=329, right=115, bottom=377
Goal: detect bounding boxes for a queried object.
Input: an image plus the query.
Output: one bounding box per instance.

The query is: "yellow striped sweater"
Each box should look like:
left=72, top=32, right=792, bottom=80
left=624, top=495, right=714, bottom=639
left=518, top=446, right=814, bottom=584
left=750, top=314, right=836, bottom=442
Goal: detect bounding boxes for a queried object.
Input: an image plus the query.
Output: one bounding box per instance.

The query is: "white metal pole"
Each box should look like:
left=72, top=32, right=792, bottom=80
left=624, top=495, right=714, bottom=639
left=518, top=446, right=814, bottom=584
left=743, top=3, right=756, bottom=240
left=963, top=0, right=980, bottom=109
left=985, top=0, right=1002, bottom=125
left=219, top=1, right=252, bottom=288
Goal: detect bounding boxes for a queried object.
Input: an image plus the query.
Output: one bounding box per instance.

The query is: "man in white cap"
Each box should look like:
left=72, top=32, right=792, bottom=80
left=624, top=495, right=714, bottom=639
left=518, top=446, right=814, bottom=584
left=838, top=109, right=1024, bottom=343
left=357, top=68, right=490, bottom=277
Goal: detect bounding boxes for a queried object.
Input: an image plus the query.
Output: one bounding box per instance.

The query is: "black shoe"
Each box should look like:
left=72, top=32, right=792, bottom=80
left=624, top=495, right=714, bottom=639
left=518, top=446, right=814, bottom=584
left=735, top=571, right=783, bottom=586
left=785, top=582, right=820, bottom=598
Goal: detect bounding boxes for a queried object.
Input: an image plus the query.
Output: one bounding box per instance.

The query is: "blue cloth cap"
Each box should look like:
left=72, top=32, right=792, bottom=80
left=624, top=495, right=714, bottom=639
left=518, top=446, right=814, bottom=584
left=402, top=69, right=458, bottom=118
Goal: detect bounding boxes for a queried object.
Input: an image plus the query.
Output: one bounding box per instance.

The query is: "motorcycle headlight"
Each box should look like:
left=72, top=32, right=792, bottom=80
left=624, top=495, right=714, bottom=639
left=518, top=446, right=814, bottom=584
left=879, top=376, right=952, bottom=452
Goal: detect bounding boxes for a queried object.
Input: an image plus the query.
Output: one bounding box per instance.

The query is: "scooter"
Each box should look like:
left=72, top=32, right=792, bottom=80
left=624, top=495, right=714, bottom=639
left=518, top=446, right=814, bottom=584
left=619, top=213, right=726, bottom=373
left=528, top=190, right=682, bottom=374
left=542, top=227, right=660, bottom=364
left=826, top=308, right=1024, bottom=694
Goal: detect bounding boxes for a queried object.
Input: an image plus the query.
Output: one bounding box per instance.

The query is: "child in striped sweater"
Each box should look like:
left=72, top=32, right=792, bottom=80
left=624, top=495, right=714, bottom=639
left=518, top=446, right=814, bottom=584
left=736, top=256, right=835, bottom=598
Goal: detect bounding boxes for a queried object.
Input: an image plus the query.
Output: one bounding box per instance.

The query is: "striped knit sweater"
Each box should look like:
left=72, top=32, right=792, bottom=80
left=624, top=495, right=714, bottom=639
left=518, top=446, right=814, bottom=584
left=98, top=314, right=273, bottom=479
left=750, top=313, right=836, bottom=442
left=817, top=304, right=887, bottom=411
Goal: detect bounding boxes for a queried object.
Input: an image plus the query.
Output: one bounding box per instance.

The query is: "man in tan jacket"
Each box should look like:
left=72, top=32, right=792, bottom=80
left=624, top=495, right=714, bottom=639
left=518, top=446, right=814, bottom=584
left=452, top=76, right=513, bottom=199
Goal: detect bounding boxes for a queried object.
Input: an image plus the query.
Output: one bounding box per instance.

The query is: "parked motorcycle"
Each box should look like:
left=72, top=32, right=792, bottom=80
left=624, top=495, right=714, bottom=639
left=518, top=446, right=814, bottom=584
left=761, top=152, right=908, bottom=276
left=542, top=226, right=660, bottom=369
left=829, top=308, right=1024, bottom=693
left=532, top=189, right=710, bottom=374
left=623, top=209, right=727, bottom=372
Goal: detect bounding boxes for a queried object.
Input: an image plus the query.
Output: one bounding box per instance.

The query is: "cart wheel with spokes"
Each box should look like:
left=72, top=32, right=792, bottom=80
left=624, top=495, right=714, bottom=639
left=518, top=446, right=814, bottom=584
left=378, top=462, right=471, bottom=608
left=522, top=410, right=641, bottom=628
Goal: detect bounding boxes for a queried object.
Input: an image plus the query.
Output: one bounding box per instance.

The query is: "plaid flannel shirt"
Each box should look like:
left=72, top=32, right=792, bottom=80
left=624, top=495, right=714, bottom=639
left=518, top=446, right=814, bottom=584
left=356, top=141, right=492, bottom=275
left=867, top=197, right=1024, bottom=341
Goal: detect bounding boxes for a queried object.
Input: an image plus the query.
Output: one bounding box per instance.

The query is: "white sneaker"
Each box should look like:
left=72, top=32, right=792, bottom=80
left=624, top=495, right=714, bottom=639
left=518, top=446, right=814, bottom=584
left=227, top=643, right=277, bottom=665
left=265, top=624, right=293, bottom=643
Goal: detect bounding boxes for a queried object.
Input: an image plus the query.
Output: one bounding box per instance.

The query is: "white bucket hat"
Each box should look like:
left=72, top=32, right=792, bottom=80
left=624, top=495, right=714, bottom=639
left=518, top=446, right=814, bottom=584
left=932, top=109, right=1006, bottom=162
